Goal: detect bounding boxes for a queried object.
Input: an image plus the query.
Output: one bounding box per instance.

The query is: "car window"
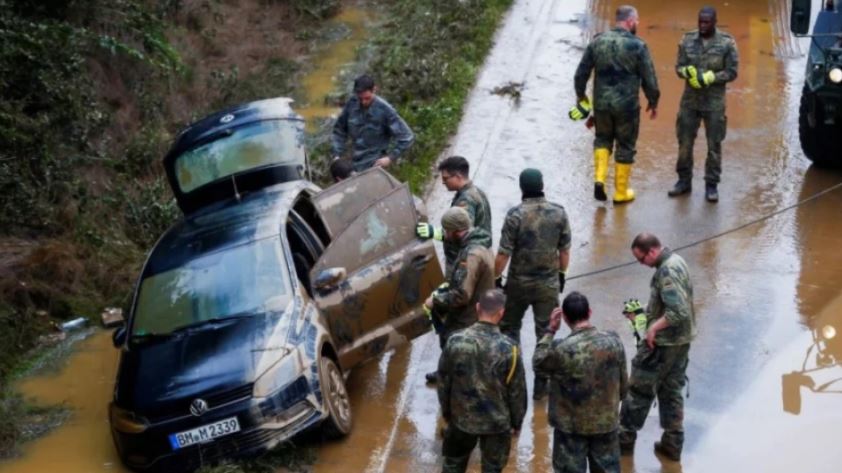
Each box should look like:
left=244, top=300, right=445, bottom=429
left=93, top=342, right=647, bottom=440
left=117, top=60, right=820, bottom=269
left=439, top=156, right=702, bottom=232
left=312, top=167, right=401, bottom=237
left=312, top=185, right=417, bottom=276
left=174, top=119, right=305, bottom=193
left=132, top=237, right=290, bottom=336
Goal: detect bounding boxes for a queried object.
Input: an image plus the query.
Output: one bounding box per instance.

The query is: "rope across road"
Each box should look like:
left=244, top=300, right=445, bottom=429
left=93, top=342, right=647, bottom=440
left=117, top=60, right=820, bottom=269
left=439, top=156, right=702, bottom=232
left=566, top=179, right=842, bottom=282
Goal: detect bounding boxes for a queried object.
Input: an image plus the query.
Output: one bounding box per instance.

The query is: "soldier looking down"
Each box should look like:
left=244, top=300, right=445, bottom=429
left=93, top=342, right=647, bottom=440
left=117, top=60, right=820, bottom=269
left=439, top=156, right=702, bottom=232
left=571, top=4, right=660, bottom=204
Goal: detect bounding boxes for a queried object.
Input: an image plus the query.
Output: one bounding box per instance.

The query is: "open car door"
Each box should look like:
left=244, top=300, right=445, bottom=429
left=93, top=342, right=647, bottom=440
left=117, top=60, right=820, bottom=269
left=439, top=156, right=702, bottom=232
left=310, top=170, right=443, bottom=369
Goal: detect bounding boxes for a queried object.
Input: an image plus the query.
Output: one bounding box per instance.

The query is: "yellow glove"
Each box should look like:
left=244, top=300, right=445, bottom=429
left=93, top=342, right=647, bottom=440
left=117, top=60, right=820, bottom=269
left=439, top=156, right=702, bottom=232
left=701, top=70, right=716, bottom=86
left=568, top=97, right=592, bottom=120
left=677, top=65, right=696, bottom=79
left=623, top=299, right=648, bottom=341
left=416, top=223, right=443, bottom=241
left=686, top=66, right=703, bottom=89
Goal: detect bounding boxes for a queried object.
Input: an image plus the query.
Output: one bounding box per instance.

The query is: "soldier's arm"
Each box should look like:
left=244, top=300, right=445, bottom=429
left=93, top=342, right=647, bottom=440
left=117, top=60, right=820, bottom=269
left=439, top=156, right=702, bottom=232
left=638, top=43, right=661, bottom=108
left=659, top=269, right=692, bottom=326
left=557, top=213, right=572, bottom=272
left=716, top=38, right=739, bottom=83
left=506, top=348, right=528, bottom=431
left=495, top=209, right=519, bottom=276
left=573, top=43, right=595, bottom=100
left=675, top=40, right=690, bottom=78
left=532, top=334, right=561, bottom=377
left=331, top=104, right=350, bottom=157
left=434, top=251, right=481, bottom=309
left=385, top=107, right=415, bottom=162
left=437, top=344, right=453, bottom=421
left=618, top=338, right=629, bottom=400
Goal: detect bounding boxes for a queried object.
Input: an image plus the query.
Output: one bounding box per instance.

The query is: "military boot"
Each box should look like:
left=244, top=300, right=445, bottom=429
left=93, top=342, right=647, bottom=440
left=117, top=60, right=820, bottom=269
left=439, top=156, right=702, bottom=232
left=619, top=431, right=636, bottom=455
left=593, top=148, right=610, bottom=201
left=425, top=371, right=438, bottom=384
left=533, top=377, right=548, bottom=400
left=613, top=163, right=635, bottom=203
left=654, top=441, right=682, bottom=461
left=667, top=180, right=691, bottom=197
left=705, top=183, right=719, bottom=203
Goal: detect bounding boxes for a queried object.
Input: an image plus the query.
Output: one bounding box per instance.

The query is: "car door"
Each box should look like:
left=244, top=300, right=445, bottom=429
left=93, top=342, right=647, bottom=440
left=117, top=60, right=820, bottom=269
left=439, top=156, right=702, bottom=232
left=309, top=171, right=443, bottom=369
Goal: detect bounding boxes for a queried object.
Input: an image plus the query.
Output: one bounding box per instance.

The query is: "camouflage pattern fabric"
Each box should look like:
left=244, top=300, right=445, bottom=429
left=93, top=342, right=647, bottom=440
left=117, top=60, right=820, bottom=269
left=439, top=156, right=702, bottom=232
left=499, top=197, right=571, bottom=286
left=619, top=343, right=690, bottom=452
left=533, top=327, right=628, bottom=435
left=444, top=182, right=493, bottom=272
left=438, top=322, right=527, bottom=435
left=676, top=30, right=739, bottom=112
left=574, top=27, right=660, bottom=113
left=331, top=95, right=415, bottom=171
left=499, top=283, right=558, bottom=346
left=433, top=229, right=496, bottom=333
left=646, top=248, right=696, bottom=346
left=676, top=108, right=726, bottom=184
left=593, top=109, right=640, bottom=164
left=552, top=430, right=621, bottom=473
left=441, top=424, right=512, bottom=473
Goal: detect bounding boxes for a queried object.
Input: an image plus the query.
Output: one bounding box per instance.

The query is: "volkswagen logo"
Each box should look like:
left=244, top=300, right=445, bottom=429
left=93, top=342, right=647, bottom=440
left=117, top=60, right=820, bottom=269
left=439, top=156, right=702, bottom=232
left=190, top=398, right=209, bottom=417
left=219, top=113, right=235, bottom=124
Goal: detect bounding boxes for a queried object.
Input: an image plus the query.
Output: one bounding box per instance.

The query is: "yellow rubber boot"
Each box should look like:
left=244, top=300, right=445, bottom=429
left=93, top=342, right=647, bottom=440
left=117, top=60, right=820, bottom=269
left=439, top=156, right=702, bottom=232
left=613, top=163, right=636, bottom=203
left=593, top=148, right=610, bottom=201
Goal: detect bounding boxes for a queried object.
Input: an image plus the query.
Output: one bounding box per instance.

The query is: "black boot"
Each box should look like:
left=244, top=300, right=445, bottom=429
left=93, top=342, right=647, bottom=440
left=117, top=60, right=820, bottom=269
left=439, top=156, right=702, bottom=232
left=667, top=180, right=691, bottom=197
left=594, top=182, right=607, bottom=201
left=705, top=183, right=718, bottom=203
left=425, top=371, right=438, bottom=384
left=533, top=377, right=549, bottom=400
left=619, top=431, right=636, bottom=455
left=654, top=441, right=682, bottom=461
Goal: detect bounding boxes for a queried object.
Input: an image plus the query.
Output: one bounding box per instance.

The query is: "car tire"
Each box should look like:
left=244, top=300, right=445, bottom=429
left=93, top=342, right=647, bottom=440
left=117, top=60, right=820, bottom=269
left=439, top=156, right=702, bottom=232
left=319, top=356, right=352, bottom=438
left=799, top=86, right=842, bottom=168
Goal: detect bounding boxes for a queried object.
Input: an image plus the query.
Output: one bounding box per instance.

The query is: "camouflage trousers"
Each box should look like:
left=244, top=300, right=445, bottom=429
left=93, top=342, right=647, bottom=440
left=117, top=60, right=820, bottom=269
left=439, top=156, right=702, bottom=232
left=593, top=108, right=640, bottom=164
left=442, top=424, right=512, bottom=473
left=500, top=282, right=558, bottom=346
left=552, top=430, right=620, bottom=473
left=619, top=344, right=690, bottom=451
left=676, top=107, right=727, bottom=184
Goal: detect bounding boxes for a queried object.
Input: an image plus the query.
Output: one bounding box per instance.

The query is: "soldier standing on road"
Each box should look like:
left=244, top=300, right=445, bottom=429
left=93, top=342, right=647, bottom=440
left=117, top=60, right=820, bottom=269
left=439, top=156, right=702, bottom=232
left=619, top=233, right=696, bottom=462
left=494, top=168, right=571, bottom=400
left=416, top=156, right=492, bottom=276
left=438, top=289, right=527, bottom=473
left=424, top=207, right=496, bottom=384
left=571, top=5, right=660, bottom=204
left=331, top=74, right=415, bottom=172
left=668, top=6, right=739, bottom=203
left=533, top=292, right=628, bottom=473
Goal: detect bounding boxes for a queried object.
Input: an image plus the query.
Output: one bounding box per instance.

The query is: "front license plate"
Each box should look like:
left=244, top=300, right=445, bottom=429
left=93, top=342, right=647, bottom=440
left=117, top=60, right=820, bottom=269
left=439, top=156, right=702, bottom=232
left=168, top=417, right=241, bottom=450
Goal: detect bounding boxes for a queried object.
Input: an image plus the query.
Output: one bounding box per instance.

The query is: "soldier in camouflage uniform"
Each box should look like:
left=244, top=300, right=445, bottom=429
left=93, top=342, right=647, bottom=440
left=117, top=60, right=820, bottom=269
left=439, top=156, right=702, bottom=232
left=424, top=207, right=496, bottom=384
left=668, top=7, right=739, bottom=203
left=619, top=233, right=695, bottom=462
left=534, top=292, right=628, bottom=473
left=332, top=74, right=415, bottom=172
left=572, top=5, right=660, bottom=204
left=438, top=289, right=527, bottom=473
left=416, top=156, right=492, bottom=276
left=495, top=169, right=571, bottom=400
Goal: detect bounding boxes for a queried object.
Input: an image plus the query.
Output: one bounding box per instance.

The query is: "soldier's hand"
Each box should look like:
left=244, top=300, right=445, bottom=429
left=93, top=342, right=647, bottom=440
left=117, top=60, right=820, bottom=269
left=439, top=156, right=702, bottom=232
left=568, top=97, right=592, bottom=121
left=558, top=271, right=566, bottom=294
left=374, top=156, right=392, bottom=168
left=585, top=116, right=595, bottom=129
left=701, top=70, right=716, bottom=86
left=646, top=103, right=657, bottom=120
left=548, top=307, right=563, bottom=333
left=416, top=223, right=443, bottom=241
left=646, top=326, right=657, bottom=349
left=511, top=429, right=520, bottom=437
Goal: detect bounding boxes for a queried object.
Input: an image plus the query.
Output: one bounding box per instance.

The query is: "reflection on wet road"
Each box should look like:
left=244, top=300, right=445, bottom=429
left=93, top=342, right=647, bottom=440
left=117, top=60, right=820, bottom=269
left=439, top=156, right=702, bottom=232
left=3, top=0, right=842, bottom=472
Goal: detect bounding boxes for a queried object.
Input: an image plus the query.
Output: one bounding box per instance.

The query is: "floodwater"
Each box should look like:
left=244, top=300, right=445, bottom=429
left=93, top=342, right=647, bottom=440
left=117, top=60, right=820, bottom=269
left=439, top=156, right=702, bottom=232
left=3, top=0, right=842, bottom=472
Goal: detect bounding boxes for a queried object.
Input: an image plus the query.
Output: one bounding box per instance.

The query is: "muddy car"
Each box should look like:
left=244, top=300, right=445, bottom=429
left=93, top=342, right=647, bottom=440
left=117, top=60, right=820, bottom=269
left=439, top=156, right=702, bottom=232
left=109, top=98, right=443, bottom=471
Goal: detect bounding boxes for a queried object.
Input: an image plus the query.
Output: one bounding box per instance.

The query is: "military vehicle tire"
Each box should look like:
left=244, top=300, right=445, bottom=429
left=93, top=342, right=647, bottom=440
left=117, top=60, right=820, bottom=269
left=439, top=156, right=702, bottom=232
left=319, top=356, right=352, bottom=438
left=799, top=86, right=842, bottom=168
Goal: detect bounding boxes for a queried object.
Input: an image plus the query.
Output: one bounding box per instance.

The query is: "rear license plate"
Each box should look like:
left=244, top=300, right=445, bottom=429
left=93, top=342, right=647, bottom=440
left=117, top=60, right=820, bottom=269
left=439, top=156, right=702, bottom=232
left=168, top=417, right=240, bottom=450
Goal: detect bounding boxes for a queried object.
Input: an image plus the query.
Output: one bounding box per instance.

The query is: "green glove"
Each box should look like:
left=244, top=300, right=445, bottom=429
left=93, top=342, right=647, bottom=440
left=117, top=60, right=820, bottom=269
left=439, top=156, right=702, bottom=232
left=686, top=66, right=703, bottom=89
left=416, top=223, right=443, bottom=241
left=568, top=97, right=592, bottom=120
left=677, top=65, right=696, bottom=79
left=701, top=70, right=716, bottom=86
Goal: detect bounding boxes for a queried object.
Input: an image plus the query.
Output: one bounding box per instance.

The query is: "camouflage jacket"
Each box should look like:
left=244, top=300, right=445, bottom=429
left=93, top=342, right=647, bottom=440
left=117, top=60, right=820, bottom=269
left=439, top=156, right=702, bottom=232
left=533, top=327, right=627, bottom=435
left=438, top=321, right=527, bottom=434
left=648, top=248, right=696, bottom=346
left=499, top=197, right=571, bottom=288
left=444, top=181, right=492, bottom=270
left=433, top=229, right=496, bottom=330
left=676, top=29, right=739, bottom=111
left=574, top=27, right=660, bottom=112
left=331, top=95, right=415, bottom=171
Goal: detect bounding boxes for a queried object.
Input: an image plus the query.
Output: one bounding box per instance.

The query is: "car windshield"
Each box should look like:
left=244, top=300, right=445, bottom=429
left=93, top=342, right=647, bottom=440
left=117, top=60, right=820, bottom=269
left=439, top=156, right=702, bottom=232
left=132, top=237, right=290, bottom=336
left=175, top=119, right=305, bottom=193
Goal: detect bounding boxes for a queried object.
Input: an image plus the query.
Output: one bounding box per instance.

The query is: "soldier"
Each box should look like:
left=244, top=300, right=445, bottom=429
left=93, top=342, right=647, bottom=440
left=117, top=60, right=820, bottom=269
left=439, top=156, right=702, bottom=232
left=438, top=289, right=527, bottom=473
left=424, top=207, right=496, bottom=384
left=619, top=233, right=695, bottom=462
left=416, top=156, right=492, bottom=275
left=668, top=6, right=739, bottom=203
left=571, top=5, right=660, bottom=204
left=533, top=292, right=627, bottom=473
left=494, top=168, right=571, bottom=400
left=331, top=74, right=415, bottom=172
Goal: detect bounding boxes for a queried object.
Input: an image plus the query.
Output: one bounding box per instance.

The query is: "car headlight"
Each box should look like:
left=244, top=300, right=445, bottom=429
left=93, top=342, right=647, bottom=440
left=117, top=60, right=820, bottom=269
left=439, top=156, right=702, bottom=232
left=253, top=348, right=303, bottom=398
left=110, top=404, right=149, bottom=434
left=822, top=325, right=837, bottom=340
left=829, top=67, right=842, bottom=84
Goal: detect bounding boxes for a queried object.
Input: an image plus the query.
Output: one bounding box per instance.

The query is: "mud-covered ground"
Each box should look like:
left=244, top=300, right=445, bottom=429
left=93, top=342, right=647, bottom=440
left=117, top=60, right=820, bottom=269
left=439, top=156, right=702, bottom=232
left=2, top=0, right=842, bottom=472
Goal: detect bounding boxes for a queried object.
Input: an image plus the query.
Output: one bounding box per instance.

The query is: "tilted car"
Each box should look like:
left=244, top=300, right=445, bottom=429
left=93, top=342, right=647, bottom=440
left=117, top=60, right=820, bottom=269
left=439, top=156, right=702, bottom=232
left=109, top=98, right=443, bottom=471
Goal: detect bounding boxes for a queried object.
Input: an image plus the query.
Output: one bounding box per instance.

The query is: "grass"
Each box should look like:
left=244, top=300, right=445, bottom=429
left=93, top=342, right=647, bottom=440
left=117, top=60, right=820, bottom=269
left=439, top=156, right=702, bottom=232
left=195, top=442, right=316, bottom=473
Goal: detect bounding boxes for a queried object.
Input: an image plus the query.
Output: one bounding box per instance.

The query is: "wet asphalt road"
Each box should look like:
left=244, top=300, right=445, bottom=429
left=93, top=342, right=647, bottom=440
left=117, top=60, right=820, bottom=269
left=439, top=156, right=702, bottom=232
left=3, top=1, right=842, bottom=472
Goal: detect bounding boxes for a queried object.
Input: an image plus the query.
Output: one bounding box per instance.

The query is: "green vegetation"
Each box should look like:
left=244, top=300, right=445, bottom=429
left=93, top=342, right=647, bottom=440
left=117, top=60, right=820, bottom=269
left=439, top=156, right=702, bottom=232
left=0, top=389, right=70, bottom=459
left=195, top=444, right=315, bottom=473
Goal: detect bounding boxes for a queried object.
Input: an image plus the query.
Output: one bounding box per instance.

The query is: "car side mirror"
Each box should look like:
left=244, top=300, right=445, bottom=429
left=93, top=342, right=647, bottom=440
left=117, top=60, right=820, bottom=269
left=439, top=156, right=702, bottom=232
left=313, top=267, right=347, bottom=293
left=790, top=0, right=811, bottom=35
left=112, top=326, right=127, bottom=348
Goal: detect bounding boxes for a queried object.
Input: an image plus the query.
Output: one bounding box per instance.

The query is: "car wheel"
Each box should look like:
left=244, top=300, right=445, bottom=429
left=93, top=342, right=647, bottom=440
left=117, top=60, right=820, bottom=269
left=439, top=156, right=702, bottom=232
left=319, top=356, right=352, bottom=438
left=799, top=86, right=842, bottom=168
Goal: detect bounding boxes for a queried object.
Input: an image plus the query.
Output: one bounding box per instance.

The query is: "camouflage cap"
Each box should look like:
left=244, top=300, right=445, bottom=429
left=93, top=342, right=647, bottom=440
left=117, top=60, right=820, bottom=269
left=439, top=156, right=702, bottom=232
left=519, top=168, right=544, bottom=193
left=441, top=207, right=472, bottom=232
